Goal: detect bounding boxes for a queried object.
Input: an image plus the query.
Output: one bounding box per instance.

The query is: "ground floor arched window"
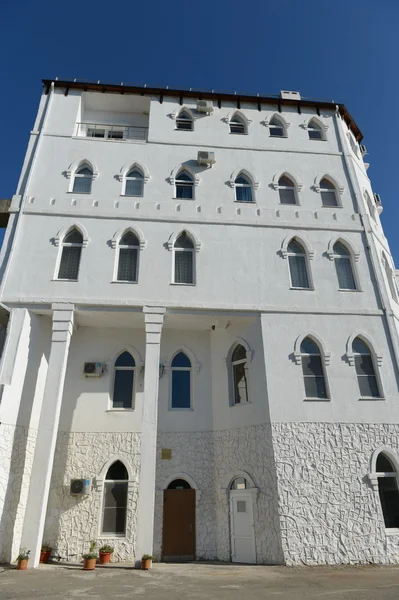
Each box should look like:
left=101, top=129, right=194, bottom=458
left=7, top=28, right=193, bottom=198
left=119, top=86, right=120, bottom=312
left=376, top=452, right=399, bottom=529
left=101, top=461, right=128, bottom=535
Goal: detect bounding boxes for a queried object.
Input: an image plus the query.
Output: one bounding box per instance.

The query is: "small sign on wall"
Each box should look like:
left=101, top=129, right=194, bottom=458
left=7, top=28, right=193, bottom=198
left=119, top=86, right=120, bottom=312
left=161, top=448, right=172, bottom=460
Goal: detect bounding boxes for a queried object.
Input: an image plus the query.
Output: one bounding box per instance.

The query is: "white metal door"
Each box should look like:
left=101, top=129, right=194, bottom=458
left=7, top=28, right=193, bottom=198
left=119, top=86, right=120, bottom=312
left=230, top=491, right=256, bottom=563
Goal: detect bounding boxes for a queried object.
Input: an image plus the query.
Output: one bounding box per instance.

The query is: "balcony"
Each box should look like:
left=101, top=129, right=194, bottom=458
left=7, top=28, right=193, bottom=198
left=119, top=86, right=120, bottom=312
left=75, top=122, right=148, bottom=142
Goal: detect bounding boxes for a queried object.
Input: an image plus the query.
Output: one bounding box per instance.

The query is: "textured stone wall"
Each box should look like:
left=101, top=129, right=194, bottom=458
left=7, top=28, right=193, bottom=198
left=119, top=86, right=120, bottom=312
left=44, top=431, right=141, bottom=562
left=272, top=422, right=399, bottom=565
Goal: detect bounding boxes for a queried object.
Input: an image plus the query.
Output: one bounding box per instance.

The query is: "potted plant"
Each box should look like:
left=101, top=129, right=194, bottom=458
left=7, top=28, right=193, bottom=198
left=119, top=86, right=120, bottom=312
left=141, top=554, right=153, bottom=570
left=99, top=544, right=114, bottom=565
left=82, top=540, right=98, bottom=570
left=16, top=548, right=30, bottom=570
left=40, top=544, right=52, bottom=563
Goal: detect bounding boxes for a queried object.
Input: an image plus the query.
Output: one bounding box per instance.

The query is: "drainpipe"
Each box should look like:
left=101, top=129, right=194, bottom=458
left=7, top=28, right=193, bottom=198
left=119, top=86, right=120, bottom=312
left=335, top=106, right=399, bottom=376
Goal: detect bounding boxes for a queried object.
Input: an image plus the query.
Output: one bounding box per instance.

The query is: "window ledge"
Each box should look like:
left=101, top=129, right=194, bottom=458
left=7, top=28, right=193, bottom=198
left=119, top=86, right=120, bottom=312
left=279, top=203, right=300, bottom=207
left=173, top=197, right=195, bottom=201
left=385, top=529, right=399, bottom=536
left=270, top=135, right=288, bottom=139
left=304, top=398, right=331, bottom=402
left=66, top=191, right=91, bottom=195
left=358, top=397, right=385, bottom=401
left=170, top=282, right=196, bottom=286
left=120, top=194, right=144, bottom=198
left=111, top=281, right=138, bottom=285
left=98, top=534, right=127, bottom=539
left=168, top=407, right=194, bottom=411
left=72, top=136, right=146, bottom=144
left=52, top=278, right=78, bottom=282
left=321, top=205, right=342, bottom=209
left=338, top=288, right=361, bottom=292
left=290, top=287, right=315, bottom=291
left=105, top=409, right=135, bottom=412
left=231, top=402, right=251, bottom=407
left=234, top=200, right=256, bottom=204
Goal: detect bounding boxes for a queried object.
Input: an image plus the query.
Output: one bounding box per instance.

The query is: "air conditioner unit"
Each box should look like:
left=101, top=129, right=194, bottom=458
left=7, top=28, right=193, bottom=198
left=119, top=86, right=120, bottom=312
left=197, top=100, right=213, bottom=114
left=280, top=90, right=301, bottom=100
left=70, top=478, right=91, bottom=495
left=197, top=151, right=216, bottom=166
left=84, top=362, right=104, bottom=377
left=374, top=193, right=382, bottom=205
left=360, top=144, right=368, bottom=156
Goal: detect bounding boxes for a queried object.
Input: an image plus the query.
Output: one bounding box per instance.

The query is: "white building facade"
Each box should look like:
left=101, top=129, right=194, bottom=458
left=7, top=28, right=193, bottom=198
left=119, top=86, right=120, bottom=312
left=1, top=80, right=399, bottom=567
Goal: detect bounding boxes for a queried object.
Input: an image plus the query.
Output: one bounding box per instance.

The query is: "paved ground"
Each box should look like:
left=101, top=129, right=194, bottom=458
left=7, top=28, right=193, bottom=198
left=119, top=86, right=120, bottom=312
left=2, top=562, right=399, bottom=599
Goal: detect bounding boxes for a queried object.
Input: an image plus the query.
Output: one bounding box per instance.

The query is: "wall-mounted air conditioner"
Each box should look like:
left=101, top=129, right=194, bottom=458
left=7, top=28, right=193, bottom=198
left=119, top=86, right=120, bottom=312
left=197, top=151, right=216, bottom=166
left=197, top=100, right=213, bottom=114
left=84, top=362, right=104, bottom=377
left=70, top=478, right=91, bottom=495
left=280, top=90, right=301, bottom=100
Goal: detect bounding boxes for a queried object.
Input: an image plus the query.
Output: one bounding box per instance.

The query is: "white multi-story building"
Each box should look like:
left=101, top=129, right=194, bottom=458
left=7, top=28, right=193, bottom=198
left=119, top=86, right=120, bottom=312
left=0, top=79, right=399, bottom=568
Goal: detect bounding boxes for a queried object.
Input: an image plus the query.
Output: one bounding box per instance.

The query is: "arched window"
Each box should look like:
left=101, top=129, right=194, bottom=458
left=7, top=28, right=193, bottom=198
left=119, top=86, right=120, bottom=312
left=176, top=110, right=194, bottom=131
left=308, top=119, right=324, bottom=141
left=278, top=175, right=297, bottom=205
left=320, top=178, right=338, bottom=207
left=231, top=344, right=249, bottom=404
left=300, top=337, right=328, bottom=399
left=124, top=168, right=144, bottom=197
left=376, top=453, right=399, bottom=529
left=101, top=460, right=128, bottom=535
left=235, top=174, right=253, bottom=202
left=171, top=352, right=192, bottom=409
left=72, top=164, right=93, bottom=193
left=167, top=478, right=191, bottom=489
left=348, top=132, right=360, bottom=158
left=113, top=351, right=135, bottom=408
left=175, top=171, right=194, bottom=199
left=287, top=239, right=311, bottom=289
left=333, top=242, right=356, bottom=290
left=269, top=116, right=285, bottom=137
left=230, top=114, right=246, bottom=134
left=116, top=231, right=140, bottom=283
left=382, top=253, right=398, bottom=303
left=230, top=477, right=247, bottom=490
left=173, top=232, right=195, bottom=284
left=57, top=228, right=83, bottom=280
left=352, top=337, right=381, bottom=398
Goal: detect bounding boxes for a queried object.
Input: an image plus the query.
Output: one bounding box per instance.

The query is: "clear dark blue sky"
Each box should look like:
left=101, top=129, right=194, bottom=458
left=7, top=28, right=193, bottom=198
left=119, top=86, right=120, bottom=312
left=2, top=1, right=398, bottom=260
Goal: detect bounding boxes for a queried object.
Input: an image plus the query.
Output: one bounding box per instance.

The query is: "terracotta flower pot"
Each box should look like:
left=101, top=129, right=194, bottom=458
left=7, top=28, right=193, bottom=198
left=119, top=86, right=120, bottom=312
left=141, top=558, right=152, bottom=570
left=40, top=550, right=52, bottom=563
left=83, top=557, right=97, bottom=570
left=17, top=559, right=28, bottom=570
left=99, top=552, right=111, bottom=565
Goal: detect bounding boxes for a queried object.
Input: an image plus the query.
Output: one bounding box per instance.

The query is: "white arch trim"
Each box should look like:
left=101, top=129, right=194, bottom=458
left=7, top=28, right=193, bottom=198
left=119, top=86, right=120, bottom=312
left=326, top=236, right=360, bottom=262
left=262, top=113, right=291, bottom=130
left=109, top=345, right=144, bottom=369
left=345, top=332, right=383, bottom=367
left=281, top=234, right=315, bottom=260
left=169, top=165, right=200, bottom=187
left=229, top=169, right=259, bottom=190
left=117, top=161, right=150, bottom=183
left=163, top=345, right=201, bottom=374
left=111, top=227, right=146, bottom=250
left=226, top=338, right=254, bottom=363
left=226, top=470, right=257, bottom=490
left=161, top=472, right=199, bottom=490
left=368, top=447, right=399, bottom=490
left=54, top=223, right=89, bottom=247
left=166, top=229, right=202, bottom=252
left=171, top=105, right=197, bottom=121
left=65, top=159, right=99, bottom=180
left=302, top=116, right=329, bottom=132
left=225, top=110, right=253, bottom=127
left=272, top=171, right=303, bottom=191
left=293, top=331, right=331, bottom=366
left=96, top=456, right=135, bottom=492
left=314, top=174, right=344, bottom=195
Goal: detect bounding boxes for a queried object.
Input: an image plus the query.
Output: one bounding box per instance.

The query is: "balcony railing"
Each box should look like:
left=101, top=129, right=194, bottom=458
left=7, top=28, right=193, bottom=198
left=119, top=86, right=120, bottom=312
left=75, top=122, right=148, bottom=141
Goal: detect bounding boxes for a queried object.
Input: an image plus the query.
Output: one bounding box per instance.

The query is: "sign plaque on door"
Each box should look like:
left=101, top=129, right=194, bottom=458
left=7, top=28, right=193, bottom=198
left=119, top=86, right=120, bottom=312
left=161, top=448, right=172, bottom=460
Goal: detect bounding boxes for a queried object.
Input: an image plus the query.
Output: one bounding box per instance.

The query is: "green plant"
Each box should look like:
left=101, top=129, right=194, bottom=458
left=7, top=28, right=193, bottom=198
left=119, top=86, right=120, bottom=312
left=99, top=544, right=114, bottom=554
left=141, top=554, right=153, bottom=560
left=17, top=548, right=30, bottom=561
left=41, top=544, right=52, bottom=552
left=82, top=540, right=98, bottom=559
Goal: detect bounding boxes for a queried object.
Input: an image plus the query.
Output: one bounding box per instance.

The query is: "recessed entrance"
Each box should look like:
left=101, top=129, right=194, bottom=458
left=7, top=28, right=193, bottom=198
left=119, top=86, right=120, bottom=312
left=162, top=479, right=196, bottom=562
left=230, top=477, right=256, bottom=564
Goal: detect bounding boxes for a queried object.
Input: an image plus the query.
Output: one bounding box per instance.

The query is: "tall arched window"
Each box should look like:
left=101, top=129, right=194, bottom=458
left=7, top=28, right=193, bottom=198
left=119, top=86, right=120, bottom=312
left=171, top=351, right=192, bottom=409
left=117, top=231, right=139, bottom=283
left=124, top=168, right=144, bottom=197
left=287, top=239, right=311, bottom=289
left=230, top=114, right=246, bottom=134
left=269, top=116, right=285, bottom=137
left=376, top=452, right=399, bottom=529
left=72, top=164, right=93, bottom=193
left=176, top=110, right=194, bottom=131
left=382, top=253, right=398, bottom=303
left=113, top=351, right=135, bottom=408
left=333, top=242, right=356, bottom=290
left=320, top=178, right=338, bottom=207
left=175, top=171, right=194, bottom=199
left=300, top=337, right=327, bottom=399
left=57, top=228, right=83, bottom=280
left=352, top=337, right=381, bottom=398
left=173, top=232, right=194, bottom=284
left=308, top=119, right=324, bottom=141
left=231, top=344, right=249, bottom=404
left=101, top=461, right=128, bottom=535
left=364, top=191, right=376, bottom=221
left=235, top=174, right=253, bottom=202
left=278, top=175, right=297, bottom=205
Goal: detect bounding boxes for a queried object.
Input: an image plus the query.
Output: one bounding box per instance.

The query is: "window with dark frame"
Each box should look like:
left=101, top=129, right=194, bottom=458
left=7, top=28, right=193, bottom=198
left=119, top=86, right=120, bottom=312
left=102, top=461, right=128, bottom=535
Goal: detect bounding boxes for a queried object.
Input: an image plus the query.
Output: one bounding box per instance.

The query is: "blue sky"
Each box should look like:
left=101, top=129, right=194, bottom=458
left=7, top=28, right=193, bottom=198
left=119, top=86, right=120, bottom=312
left=1, top=0, right=398, bottom=260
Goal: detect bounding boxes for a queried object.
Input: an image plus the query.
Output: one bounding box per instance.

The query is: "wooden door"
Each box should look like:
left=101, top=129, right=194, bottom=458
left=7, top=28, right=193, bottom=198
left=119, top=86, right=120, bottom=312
left=162, top=489, right=196, bottom=561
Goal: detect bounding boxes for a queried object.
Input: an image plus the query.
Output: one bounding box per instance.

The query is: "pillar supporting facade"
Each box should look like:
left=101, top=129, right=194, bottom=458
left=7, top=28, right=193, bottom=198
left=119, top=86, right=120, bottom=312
left=21, top=303, right=74, bottom=568
left=135, top=306, right=166, bottom=565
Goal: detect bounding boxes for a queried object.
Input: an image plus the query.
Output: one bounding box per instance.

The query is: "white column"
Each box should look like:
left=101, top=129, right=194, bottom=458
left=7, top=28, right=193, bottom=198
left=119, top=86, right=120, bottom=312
left=21, top=303, right=74, bottom=568
left=135, top=306, right=166, bottom=565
